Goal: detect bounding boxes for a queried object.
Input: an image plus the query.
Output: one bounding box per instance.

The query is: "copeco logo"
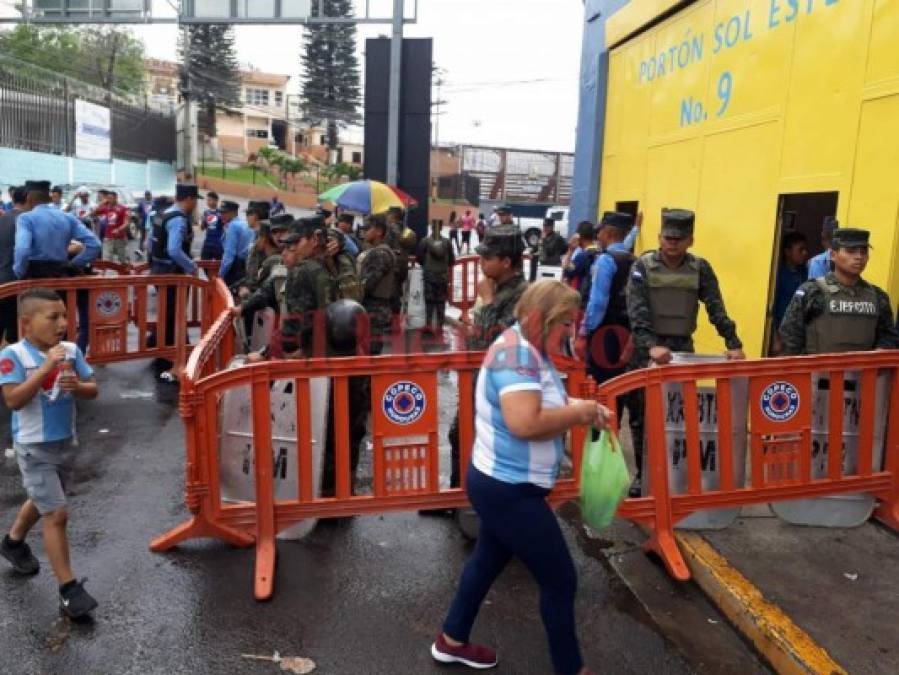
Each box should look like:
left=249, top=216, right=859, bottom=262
left=383, top=380, right=426, bottom=425
left=95, top=290, right=123, bottom=318
left=760, top=381, right=800, bottom=422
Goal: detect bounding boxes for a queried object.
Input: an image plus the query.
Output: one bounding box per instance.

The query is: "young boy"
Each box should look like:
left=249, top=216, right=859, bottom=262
left=0, top=288, right=99, bottom=618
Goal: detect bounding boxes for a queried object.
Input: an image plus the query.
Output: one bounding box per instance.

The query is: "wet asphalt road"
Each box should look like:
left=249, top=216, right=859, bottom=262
left=0, top=361, right=694, bottom=675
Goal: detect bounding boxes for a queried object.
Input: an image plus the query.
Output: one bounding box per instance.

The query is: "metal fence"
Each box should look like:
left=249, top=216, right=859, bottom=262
left=0, top=57, right=176, bottom=162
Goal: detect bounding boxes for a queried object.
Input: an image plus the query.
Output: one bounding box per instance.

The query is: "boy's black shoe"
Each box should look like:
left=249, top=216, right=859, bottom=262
left=60, top=579, right=98, bottom=619
left=0, top=535, right=40, bottom=575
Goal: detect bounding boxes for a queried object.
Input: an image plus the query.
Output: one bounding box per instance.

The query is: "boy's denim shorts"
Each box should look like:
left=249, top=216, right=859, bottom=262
left=14, top=440, right=77, bottom=515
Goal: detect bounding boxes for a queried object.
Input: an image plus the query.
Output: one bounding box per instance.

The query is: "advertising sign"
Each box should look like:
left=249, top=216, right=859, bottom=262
left=75, top=98, right=111, bottom=161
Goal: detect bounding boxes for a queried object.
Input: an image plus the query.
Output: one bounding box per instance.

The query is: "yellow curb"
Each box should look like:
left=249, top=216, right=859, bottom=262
left=676, top=532, right=846, bottom=675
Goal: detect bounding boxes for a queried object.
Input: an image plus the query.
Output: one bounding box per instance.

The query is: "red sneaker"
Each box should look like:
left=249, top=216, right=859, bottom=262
left=431, top=633, right=498, bottom=669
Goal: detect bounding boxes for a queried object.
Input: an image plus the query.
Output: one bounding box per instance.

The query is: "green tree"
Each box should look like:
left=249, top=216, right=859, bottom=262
left=0, top=24, right=147, bottom=96
left=180, top=24, right=242, bottom=138
left=301, top=0, right=361, bottom=152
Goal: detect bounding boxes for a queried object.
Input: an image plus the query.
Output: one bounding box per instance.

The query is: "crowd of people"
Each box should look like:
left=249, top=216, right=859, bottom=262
left=2, top=179, right=897, bottom=673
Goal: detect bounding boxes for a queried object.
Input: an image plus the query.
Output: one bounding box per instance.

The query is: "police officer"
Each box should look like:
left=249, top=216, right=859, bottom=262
left=780, top=228, right=898, bottom=355
left=625, top=208, right=745, bottom=495
left=357, top=215, right=397, bottom=355
left=150, top=184, right=199, bottom=373
left=200, top=191, right=225, bottom=260
left=218, top=201, right=254, bottom=287
left=417, top=219, right=455, bottom=338
left=336, top=213, right=363, bottom=256
left=14, top=180, right=101, bottom=352
left=807, top=216, right=838, bottom=280
left=448, top=224, right=529, bottom=489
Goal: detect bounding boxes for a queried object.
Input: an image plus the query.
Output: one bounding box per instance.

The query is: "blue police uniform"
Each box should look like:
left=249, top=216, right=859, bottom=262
left=200, top=208, right=225, bottom=260
left=219, top=217, right=254, bottom=286
left=807, top=251, right=831, bottom=280
left=13, top=205, right=100, bottom=279
left=150, top=205, right=196, bottom=275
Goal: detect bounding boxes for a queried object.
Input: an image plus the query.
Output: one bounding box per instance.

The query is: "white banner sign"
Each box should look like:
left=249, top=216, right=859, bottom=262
left=75, top=99, right=111, bottom=161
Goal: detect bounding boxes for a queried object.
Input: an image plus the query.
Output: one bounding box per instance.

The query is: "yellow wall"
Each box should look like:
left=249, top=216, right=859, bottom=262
left=600, top=0, right=899, bottom=356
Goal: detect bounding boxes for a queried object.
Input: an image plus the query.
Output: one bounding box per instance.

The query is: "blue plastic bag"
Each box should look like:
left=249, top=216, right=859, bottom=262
left=580, top=429, right=631, bottom=530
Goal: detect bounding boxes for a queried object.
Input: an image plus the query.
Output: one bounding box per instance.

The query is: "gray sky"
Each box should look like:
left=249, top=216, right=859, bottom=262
left=131, top=0, right=584, bottom=151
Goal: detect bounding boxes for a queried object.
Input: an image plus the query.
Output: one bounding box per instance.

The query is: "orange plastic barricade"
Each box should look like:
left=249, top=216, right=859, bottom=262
left=0, top=274, right=226, bottom=372
left=151, top=314, right=589, bottom=600
left=597, top=353, right=899, bottom=581
left=447, top=254, right=535, bottom=323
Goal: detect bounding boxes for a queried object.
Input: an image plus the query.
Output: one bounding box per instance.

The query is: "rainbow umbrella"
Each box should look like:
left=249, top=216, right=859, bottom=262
left=318, top=180, right=417, bottom=215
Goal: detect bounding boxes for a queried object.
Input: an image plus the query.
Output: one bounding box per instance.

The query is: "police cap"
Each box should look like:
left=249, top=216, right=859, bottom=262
left=476, top=224, right=525, bottom=259
left=219, top=200, right=240, bottom=213
left=600, top=211, right=634, bottom=230
left=661, top=208, right=695, bottom=239
left=176, top=183, right=201, bottom=200
left=831, top=228, right=871, bottom=250
left=24, top=180, right=51, bottom=194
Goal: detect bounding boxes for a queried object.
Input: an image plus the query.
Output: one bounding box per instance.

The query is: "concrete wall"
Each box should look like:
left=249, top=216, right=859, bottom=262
left=0, top=147, right=176, bottom=194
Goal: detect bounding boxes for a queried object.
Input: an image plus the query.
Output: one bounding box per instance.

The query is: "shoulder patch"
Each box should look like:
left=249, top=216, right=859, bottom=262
left=0, top=357, right=15, bottom=375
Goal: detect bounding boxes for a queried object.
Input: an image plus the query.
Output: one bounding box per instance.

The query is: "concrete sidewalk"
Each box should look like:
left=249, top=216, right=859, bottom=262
left=687, top=513, right=899, bottom=674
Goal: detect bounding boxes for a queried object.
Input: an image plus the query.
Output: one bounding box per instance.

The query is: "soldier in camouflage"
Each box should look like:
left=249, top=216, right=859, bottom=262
left=322, top=227, right=363, bottom=304
left=238, top=214, right=292, bottom=298
left=230, top=219, right=319, bottom=360
left=447, top=224, right=529, bottom=489
left=417, top=219, right=455, bottom=337
left=358, top=215, right=397, bottom=355
left=779, top=228, right=897, bottom=355
left=386, top=206, right=417, bottom=314
left=625, top=208, right=744, bottom=496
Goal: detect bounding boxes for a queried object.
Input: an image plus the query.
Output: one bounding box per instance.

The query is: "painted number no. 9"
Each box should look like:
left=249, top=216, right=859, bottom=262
left=717, top=71, right=733, bottom=117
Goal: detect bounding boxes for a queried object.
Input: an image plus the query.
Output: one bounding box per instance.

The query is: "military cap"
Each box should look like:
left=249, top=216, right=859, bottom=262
left=494, top=205, right=513, bottom=216
left=176, top=183, right=201, bottom=200
left=831, top=228, right=871, bottom=249
left=822, top=216, right=839, bottom=234
left=476, top=224, right=525, bottom=258
left=269, top=213, right=293, bottom=231
left=327, top=227, right=347, bottom=250
left=600, top=211, right=634, bottom=230
left=24, top=180, right=51, bottom=193
left=661, top=208, right=695, bottom=239
left=219, top=200, right=240, bottom=213
left=246, top=200, right=270, bottom=216
left=281, top=219, right=319, bottom=244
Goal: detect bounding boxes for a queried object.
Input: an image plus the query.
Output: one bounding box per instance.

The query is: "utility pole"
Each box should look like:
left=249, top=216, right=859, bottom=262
left=180, top=22, right=193, bottom=180
left=386, top=0, right=404, bottom=185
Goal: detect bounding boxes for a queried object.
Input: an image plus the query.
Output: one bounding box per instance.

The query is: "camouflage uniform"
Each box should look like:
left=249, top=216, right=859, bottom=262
left=624, top=210, right=742, bottom=489
left=358, top=242, right=396, bottom=354
left=243, top=245, right=267, bottom=291
left=779, top=273, right=897, bottom=355
left=417, top=233, right=455, bottom=333
left=449, top=225, right=529, bottom=487
left=280, top=257, right=336, bottom=356
left=386, top=219, right=418, bottom=313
